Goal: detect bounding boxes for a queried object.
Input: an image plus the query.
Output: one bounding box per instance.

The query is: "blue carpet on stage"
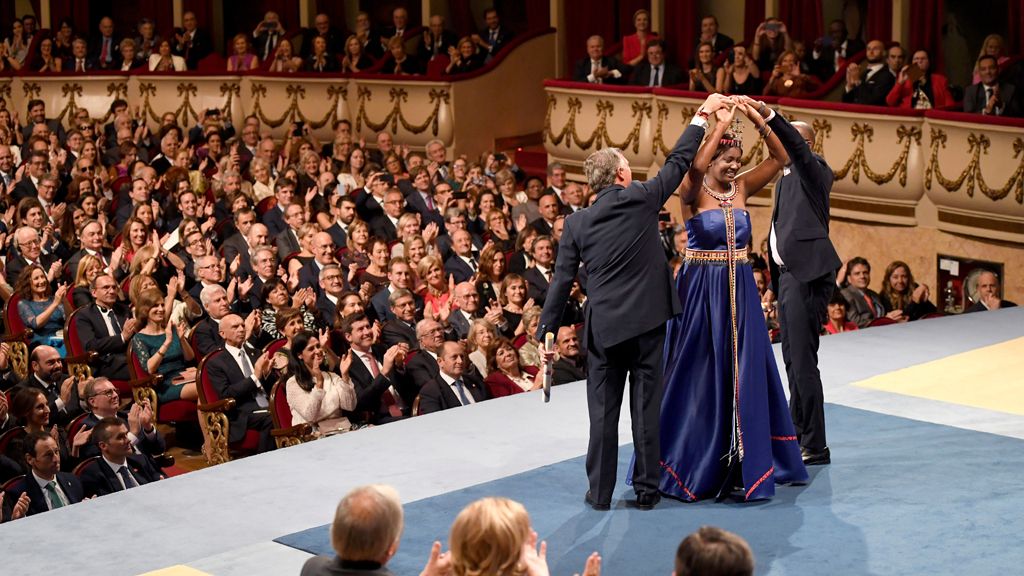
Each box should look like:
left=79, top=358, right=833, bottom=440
left=276, top=404, right=1024, bottom=575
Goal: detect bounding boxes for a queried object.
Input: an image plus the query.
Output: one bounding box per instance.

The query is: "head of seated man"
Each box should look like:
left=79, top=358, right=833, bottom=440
left=389, top=289, right=417, bottom=324
left=437, top=340, right=466, bottom=380
left=200, top=284, right=231, bottom=320
left=555, top=326, right=581, bottom=361
left=302, top=484, right=404, bottom=574
left=416, top=319, right=446, bottom=355
left=674, top=525, right=754, bottom=576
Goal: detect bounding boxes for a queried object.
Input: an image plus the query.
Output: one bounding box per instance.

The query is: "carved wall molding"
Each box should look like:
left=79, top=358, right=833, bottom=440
left=356, top=85, right=448, bottom=136
left=543, top=92, right=650, bottom=154
left=925, top=129, right=1024, bottom=204
left=833, top=123, right=922, bottom=187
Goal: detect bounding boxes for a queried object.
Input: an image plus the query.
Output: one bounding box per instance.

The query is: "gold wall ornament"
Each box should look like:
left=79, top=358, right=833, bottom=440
left=543, top=94, right=583, bottom=148
left=22, top=82, right=40, bottom=99
left=356, top=86, right=449, bottom=136
left=542, top=95, right=648, bottom=153
left=138, top=82, right=163, bottom=124
left=653, top=103, right=696, bottom=156
left=106, top=82, right=128, bottom=99
left=250, top=82, right=346, bottom=129
left=54, top=83, right=84, bottom=124
left=811, top=119, right=832, bottom=155
left=219, top=82, right=240, bottom=122
left=926, top=128, right=1024, bottom=204
left=0, top=83, right=10, bottom=100
left=833, top=122, right=921, bottom=186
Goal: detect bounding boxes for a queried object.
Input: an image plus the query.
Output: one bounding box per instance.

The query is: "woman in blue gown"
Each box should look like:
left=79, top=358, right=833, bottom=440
left=655, top=98, right=807, bottom=501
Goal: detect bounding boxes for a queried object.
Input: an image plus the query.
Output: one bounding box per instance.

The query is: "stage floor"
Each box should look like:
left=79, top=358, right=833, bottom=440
left=3, top=308, right=1023, bottom=576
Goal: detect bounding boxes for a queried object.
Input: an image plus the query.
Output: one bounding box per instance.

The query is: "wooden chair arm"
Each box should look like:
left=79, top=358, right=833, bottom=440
left=1, top=329, right=32, bottom=343
left=131, top=374, right=164, bottom=389
left=198, top=398, right=236, bottom=412
left=152, top=452, right=176, bottom=469
left=271, top=423, right=314, bottom=438
left=63, top=351, right=98, bottom=365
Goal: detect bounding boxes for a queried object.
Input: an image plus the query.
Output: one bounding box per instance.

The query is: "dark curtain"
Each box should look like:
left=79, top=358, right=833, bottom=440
left=523, top=0, right=551, bottom=33
left=1010, top=0, right=1024, bottom=57
left=183, top=0, right=214, bottom=34
left=563, top=0, right=618, bottom=72
left=779, top=0, right=823, bottom=46
left=617, top=0, right=649, bottom=39
left=494, top=0, right=549, bottom=39
left=743, top=0, right=765, bottom=44
left=909, top=0, right=944, bottom=71
left=48, top=0, right=89, bottom=36
left=865, top=0, right=893, bottom=43
left=448, top=0, right=474, bottom=36
left=221, top=0, right=299, bottom=39
left=663, top=0, right=698, bottom=70
left=315, top=0, right=348, bottom=34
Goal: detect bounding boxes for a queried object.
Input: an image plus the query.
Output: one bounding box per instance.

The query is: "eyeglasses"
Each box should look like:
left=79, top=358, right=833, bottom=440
left=78, top=125, right=92, bottom=130
left=322, top=274, right=343, bottom=282
left=199, top=263, right=222, bottom=270
left=89, top=389, right=119, bottom=399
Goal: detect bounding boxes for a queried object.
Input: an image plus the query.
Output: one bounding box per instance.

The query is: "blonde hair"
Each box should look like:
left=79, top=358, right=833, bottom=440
left=416, top=254, right=444, bottom=287
left=73, top=254, right=103, bottom=288
left=450, top=497, right=531, bottom=576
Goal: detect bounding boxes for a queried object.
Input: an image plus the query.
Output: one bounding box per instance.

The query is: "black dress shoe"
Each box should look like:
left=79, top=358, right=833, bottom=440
left=627, top=492, right=661, bottom=510
left=584, top=491, right=610, bottom=511
left=801, top=446, right=831, bottom=465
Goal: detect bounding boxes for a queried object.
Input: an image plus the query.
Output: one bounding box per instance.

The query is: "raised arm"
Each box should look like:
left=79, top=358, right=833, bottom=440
left=648, top=93, right=730, bottom=206
left=678, top=104, right=735, bottom=207
left=733, top=97, right=786, bottom=197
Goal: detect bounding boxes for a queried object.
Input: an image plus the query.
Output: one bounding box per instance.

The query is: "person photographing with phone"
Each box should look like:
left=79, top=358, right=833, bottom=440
left=886, top=49, right=953, bottom=109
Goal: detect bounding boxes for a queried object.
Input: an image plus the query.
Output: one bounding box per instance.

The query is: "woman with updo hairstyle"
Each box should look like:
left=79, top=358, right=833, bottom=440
left=448, top=497, right=532, bottom=576
left=880, top=260, right=937, bottom=321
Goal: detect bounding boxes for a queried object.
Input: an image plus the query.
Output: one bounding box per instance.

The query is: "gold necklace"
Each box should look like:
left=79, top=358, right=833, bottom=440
left=702, top=177, right=737, bottom=206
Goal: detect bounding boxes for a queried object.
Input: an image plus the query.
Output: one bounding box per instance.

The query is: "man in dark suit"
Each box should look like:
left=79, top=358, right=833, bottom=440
left=963, top=270, right=1018, bottom=313
left=79, top=417, right=162, bottom=498
left=380, top=289, right=419, bottom=350
left=552, top=326, right=587, bottom=385
left=963, top=55, right=1019, bottom=117
left=261, top=178, right=294, bottom=238
left=10, top=149, right=48, bottom=204
left=206, top=314, right=274, bottom=453
left=419, top=14, right=458, bottom=66
left=325, top=195, right=357, bottom=249
left=300, top=13, right=345, bottom=58
left=697, top=15, right=735, bottom=58
left=418, top=341, right=489, bottom=414
left=275, top=203, right=305, bottom=257
left=401, top=319, right=447, bottom=406
left=340, top=313, right=408, bottom=425
left=632, top=40, right=685, bottom=87
left=13, top=432, right=85, bottom=516
left=370, top=258, right=423, bottom=323
left=841, top=40, right=896, bottom=106
left=75, top=274, right=135, bottom=380
left=194, top=284, right=231, bottom=357
left=297, top=232, right=340, bottom=294
left=21, top=100, right=67, bottom=145
left=78, top=377, right=166, bottom=464
left=443, top=229, right=479, bottom=284
left=220, top=209, right=258, bottom=275
left=810, top=20, right=865, bottom=80
left=573, top=36, right=626, bottom=84
left=67, top=38, right=98, bottom=73
left=299, top=485, right=404, bottom=576
left=753, top=97, right=842, bottom=466
left=472, top=8, right=513, bottom=61
left=17, top=345, right=82, bottom=427
left=522, top=235, right=556, bottom=306
left=369, top=189, right=404, bottom=243
left=6, top=226, right=58, bottom=286
left=252, top=11, right=287, bottom=61
left=530, top=192, right=562, bottom=236
left=173, top=11, right=213, bottom=69
left=404, top=167, right=445, bottom=229
left=89, top=16, right=121, bottom=70
left=537, top=94, right=721, bottom=511
left=315, top=264, right=349, bottom=327
left=67, top=220, right=113, bottom=282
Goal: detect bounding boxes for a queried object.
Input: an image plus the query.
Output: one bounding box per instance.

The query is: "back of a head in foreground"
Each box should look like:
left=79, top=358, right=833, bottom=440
left=674, top=526, right=754, bottom=576
left=331, top=484, right=404, bottom=564
left=450, top=497, right=532, bottom=576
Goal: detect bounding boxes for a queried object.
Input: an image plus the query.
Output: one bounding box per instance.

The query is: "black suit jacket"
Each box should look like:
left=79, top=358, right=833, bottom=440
left=18, top=373, right=82, bottom=427
left=193, top=317, right=224, bottom=358
left=10, top=178, right=37, bottom=205
left=67, top=248, right=114, bottom=282
left=79, top=454, right=161, bottom=498
left=353, top=188, right=385, bottom=223
left=88, top=35, right=122, bottom=69
left=766, top=113, right=842, bottom=293
left=522, top=266, right=552, bottom=307
left=380, top=319, right=417, bottom=350
left=325, top=222, right=348, bottom=250
left=418, top=372, right=489, bottom=414
left=552, top=356, right=587, bottom=385
left=221, top=233, right=252, bottom=275
left=419, top=29, right=459, bottom=64
left=205, top=348, right=269, bottom=443
left=480, top=26, right=514, bottom=57
left=173, top=28, right=213, bottom=69
left=962, top=82, right=1019, bottom=117
left=402, top=349, right=440, bottom=405
left=347, top=350, right=399, bottom=425
left=538, top=124, right=705, bottom=347
left=630, top=62, right=686, bottom=87
left=369, top=215, right=400, bottom=242
left=77, top=411, right=167, bottom=462
left=572, top=56, right=626, bottom=84
left=444, top=254, right=476, bottom=285
left=275, top=228, right=302, bottom=258
left=15, top=471, right=84, bottom=516
left=5, top=252, right=56, bottom=286
left=262, top=205, right=287, bottom=238
left=811, top=38, right=865, bottom=79
left=842, top=66, right=896, bottom=106
left=75, top=303, right=131, bottom=380
left=404, top=190, right=445, bottom=229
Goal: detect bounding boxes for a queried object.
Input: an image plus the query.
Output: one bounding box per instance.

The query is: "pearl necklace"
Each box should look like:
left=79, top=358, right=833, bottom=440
left=702, top=177, right=738, bottom=207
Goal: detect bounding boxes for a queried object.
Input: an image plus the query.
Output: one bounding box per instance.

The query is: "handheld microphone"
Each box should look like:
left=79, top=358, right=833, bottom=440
left=542, top=326, right=554, bottom=403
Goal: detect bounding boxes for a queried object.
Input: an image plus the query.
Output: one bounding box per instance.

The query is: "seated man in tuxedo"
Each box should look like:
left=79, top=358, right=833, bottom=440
left=220, top=208, right=259, bottom=274
left=67, top=220, right=113, bottom=281
left=13, top=432, right=84, bottom=516
left=300, top=484, right=405, bottom=576
left=17, top=345, right=82, bottom=426
left=298, top=232, right=339, bottom=294
left=631, top=40, right=684, bottom=87
left=315, top=264, right=349, bottom=326
left=340, top=312, right=408, bottom=425
left=247, top=244, right=277, bottom=309
left=194, top=284, right=232, bottom=356
left=573, top=35, right=625, bottom=84
left=79, top=417, right=162, bottom=498
left=369, top=188, right=405, bottom=243
left=418, top=341, right=489, bottom=413
left=841, top=39, right=895, bottom=106
left=964, top=270, right=1018, bottom=313
left=371, top=257, right=423, bottom=323
left=380, top=289, right=420, bottom=349
left=262, top=178, right=296, bottom=238
left=401, top=319, right=448, bottom=406
left=963, top=55, right=1019, bottom=117
left=531, top=192, right=562, bottom=236
left=6, top=226, right=58, bottom=286
left=444, top=229, right=481, bottom=284
left=207, top=314, right=275, bottom=453
left=523, top=235, right=556, bottom=306
left=75, top=274, right=136, bottom=380
left=79, top=377, right=165, bottom=462
left=552, top=326, right=586, bottom=385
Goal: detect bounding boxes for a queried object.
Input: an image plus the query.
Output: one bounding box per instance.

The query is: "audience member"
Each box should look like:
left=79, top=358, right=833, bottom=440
left=823, top=292, right=858, bottom=334
left=304, top=36, right=340, bottom=73
left=76, top=273, right=136, bottom=380
left=842, top=40, right=895, bottom=106
left=252, top=11, right=287, bottom=62
left=15, top=345, right=81, bottom=426
left=173, top=10, right=213, bottom=69
left=574, top=36, right=625, bottom=85
left=484, top=337, right=541, bottom=397
left=964, top=270, right=1018, bottom=313
left=840, top=257, right=888, bottom=328
left=300, top=484, right=404, bottom=576
left=810, top=19, right=865, bottom=80
left=227, top=33, right=259, bottom=72
left=79, top=416, right=162, bottom=497
left=690, top=41, right=726, bottom=92
left=675, top=526, right=754, bottom=576
left=764, top=50, right=821, bottom=97
left=471, top=8, right=513, bottom=62
left=418, top=341, right=488, bottom=413
left=421, top=14, right=458, bottom=66
left=206, top=314, right=275, bottom=451
left=630, top=39, right=682, bottom=87
left=267, top=38, right=302, bottom=72
left=339, top=313, right=408, bottom=424
left=752, top=17, right=793, bottom=72
left=466, top=318, right=497, bottom=375
left=10, top=432, right=85, bottom=516
left=722, top=45, right=763, bottom=95
left=622, top=9, right=658, bottom=68
left=886, top=49, right=953, bottom=109
left=963, top=55, right=1019, bottom=116
left=445, top=36, right=484, bottom=75
left=286, top=331, right=356, bottom=436
left=698, top=15, right=735, bottom=59
left=552, top=325, right=586, bottom=385
left=971, top=34, right=1009, bottom=85
left=879, top=261, right=937, bottom=321
left=886, top=44, right=906, bottom=78
left=150, top=39, right=186, bottom=71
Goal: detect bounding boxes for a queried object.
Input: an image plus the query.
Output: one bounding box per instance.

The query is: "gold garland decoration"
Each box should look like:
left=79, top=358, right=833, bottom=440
left=543, top=94, right=649, bottom=153
left=925, top=128, right=1024, bottom=204
left=54, top=83, right=83, bottom=125
left=22, top=82, right=40, bottom=99
left=250, top=82, right=347, bottom=130
left=832, top=122, right=921, bottom=186
left=219, top=82, right=240, bottom=124
left=355, top=86, right=448, bottom=136
left=811, top=118, right=832, bottom=156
